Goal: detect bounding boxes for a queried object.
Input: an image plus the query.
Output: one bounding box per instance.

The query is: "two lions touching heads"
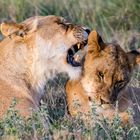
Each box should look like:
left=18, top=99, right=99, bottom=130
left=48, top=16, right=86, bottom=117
left=0, top=15, right=140, bottom=125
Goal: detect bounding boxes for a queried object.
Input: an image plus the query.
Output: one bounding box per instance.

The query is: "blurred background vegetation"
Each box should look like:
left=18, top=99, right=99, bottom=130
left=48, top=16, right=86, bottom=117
left=0, top=0, right=140, bottom=139
left=0, top=0, right=140, bottom=46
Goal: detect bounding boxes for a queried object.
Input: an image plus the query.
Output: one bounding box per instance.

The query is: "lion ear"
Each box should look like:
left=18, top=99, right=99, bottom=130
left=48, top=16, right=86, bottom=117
left=1, top=19, right=38, bottom=37
left=0, top=22, right=24, bottom=37
left=87, top=30, right=105, bottom=54
left=127, top=49, right=140, bottom=68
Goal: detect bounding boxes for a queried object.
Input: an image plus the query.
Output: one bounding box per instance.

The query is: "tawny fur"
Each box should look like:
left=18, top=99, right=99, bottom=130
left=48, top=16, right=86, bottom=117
left=66, top=31, right=140, bottom=124
left=0, top=15, right=88, bottom=118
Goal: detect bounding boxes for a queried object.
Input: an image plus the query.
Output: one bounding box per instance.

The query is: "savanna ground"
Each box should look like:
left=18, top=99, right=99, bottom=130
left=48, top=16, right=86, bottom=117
left=0, top=0, right=140, bottom=139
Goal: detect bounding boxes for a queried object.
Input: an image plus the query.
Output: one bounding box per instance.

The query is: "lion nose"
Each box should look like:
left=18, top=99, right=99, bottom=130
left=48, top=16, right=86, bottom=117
left=82, top=27, right=91, bottom=40
left=82, top=27, right=91, bottom=35
left=85, top=28, right=91, bottom=35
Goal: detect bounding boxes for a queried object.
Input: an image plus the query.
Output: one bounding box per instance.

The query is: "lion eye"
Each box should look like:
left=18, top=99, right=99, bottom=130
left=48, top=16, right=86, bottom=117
left=98, top=72, right=104, bottom=80
left=115, top=80, right=125, bottom=89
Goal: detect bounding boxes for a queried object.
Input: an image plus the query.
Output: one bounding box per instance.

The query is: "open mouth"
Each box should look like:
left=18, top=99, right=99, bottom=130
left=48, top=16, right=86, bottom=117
left=67, top=41, right=87, bottom=67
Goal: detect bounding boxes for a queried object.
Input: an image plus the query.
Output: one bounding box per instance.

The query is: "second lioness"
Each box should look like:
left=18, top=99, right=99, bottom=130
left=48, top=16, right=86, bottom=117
left=66, top=31, right=140, bottom=124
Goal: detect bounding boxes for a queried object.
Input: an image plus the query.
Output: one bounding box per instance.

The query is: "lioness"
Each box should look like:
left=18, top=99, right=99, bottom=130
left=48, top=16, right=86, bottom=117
left=0, top=15, right=89, bottom=117
left=66, top=30, right=140, bottom=124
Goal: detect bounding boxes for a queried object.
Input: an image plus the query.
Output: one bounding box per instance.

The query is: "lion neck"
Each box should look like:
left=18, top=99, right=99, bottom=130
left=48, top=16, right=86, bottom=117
left=0, top=36, right=52, bottom=105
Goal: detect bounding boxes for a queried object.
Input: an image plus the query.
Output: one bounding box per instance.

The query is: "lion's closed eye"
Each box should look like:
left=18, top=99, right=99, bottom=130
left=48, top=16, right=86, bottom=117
left=58, top=22, right=68, bottom=29
left=57, top=18, right=72, bottom=32
left=98, top=71, right=104, bottom=80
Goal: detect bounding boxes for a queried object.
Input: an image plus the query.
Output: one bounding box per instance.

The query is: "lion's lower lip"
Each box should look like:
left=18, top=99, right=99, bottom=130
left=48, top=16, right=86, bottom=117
left=67, top=41, right=87, bottom=67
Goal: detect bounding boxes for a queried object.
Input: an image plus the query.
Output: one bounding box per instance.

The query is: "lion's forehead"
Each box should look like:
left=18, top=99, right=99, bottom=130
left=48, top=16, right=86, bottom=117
left=104, top=45, right=128, bottom=65
left=106, top=56, right=129, bottom=75
left=98, top=46, right=131, bottom=81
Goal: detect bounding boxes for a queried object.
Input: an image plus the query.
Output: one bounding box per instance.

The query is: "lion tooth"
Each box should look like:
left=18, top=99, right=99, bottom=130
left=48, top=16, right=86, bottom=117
left=77, top=43, right=80, bottom=49
left=74, top=55, right=80, bottom=62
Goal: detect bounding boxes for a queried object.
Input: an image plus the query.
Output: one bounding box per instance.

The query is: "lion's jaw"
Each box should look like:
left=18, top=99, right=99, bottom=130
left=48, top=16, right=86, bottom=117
left=35, top=34, right=82, bottom=80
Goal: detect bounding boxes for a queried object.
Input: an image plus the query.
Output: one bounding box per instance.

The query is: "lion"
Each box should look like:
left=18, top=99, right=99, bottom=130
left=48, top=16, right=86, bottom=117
left=66, top=30, right=140, bottom=124
left=0, top=15, right=90, bottom=118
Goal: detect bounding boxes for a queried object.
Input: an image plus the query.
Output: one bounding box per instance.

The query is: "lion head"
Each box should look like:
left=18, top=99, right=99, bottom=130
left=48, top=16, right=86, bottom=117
left=81, top=31, right=140, bottom=106
left=0, top=16, right=90, bottom=81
